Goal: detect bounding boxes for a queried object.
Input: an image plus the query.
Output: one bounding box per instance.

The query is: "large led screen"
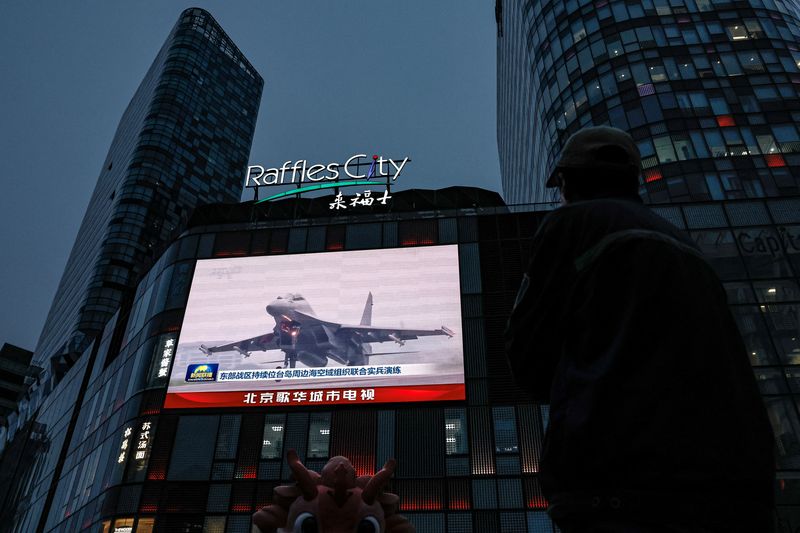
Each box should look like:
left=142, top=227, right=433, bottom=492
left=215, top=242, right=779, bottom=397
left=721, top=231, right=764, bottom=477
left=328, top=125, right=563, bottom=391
left=164, top=244, right=464, bottom=408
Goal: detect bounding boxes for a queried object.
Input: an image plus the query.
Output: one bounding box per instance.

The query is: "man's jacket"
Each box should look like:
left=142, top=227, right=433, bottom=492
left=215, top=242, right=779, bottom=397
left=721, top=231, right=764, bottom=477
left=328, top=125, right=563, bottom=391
left=505, top=198, right=774, bottom=510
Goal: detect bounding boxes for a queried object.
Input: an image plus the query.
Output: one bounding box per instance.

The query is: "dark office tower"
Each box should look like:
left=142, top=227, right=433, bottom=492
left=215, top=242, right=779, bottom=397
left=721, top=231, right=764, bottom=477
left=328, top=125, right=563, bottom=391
left=496, top=0, right=800, bottom=205
left=496, top=2, right=553, bottom=205
left=34, top=8, right=263, bottom=378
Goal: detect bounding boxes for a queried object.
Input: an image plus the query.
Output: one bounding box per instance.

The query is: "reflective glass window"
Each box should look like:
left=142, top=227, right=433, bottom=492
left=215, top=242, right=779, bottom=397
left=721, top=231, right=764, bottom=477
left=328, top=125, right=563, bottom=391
left=307, top=413, right=331, bottom=458
left=673, top=135, right=697, bottom=160
left=760, top=304, right=800, bottom=364
left=492, top=407, right=519, bottom=454
left=752, top=280, right=800, bottom=303
left=735, top=227, right=795, bottom=278
left=654, top=135, right=678, bottom=163
left=729, top=306, right=780, bottom=365
left=754, top=368, right=789, bottom=395
left=691, top=230, right=747, bottom=278
left=765, top=397, right=800, bottom=469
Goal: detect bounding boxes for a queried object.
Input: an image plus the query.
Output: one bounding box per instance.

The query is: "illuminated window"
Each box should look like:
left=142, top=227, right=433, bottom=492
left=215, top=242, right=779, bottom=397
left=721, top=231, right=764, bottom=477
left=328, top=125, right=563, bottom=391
left=645, top=169, right=663, bottom=183
left=135, top=518, right=155, bottom=533
left=673, top=135, right=697, bottom=160
left=765, top=154, right=787, bottom=168
left=445, top=409, right=468, bottom=455
left=654, top=135, right=677, bottom=163
left=307, top=412, right=331, bottom=458
left=649, top=64, right=667, bottom=82
left=261, top=414, right=285, bottom=459
left=716, top=115, right=736, bottom=127
left=203, top=516, right=226, bottom=533
left=757, top=134, right=779, bottom=154
left=726, top=24, right=749, bottom=40
left=111, top=518, right=134, bottom=533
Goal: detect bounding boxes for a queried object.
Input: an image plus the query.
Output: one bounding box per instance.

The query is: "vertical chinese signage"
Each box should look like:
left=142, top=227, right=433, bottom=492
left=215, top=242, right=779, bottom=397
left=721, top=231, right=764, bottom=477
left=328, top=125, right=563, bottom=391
left=118, top=426, right=134, bottom=465
left=117, top=419, right=156, bottom=481
left=149, top=333, right=177, bottom=386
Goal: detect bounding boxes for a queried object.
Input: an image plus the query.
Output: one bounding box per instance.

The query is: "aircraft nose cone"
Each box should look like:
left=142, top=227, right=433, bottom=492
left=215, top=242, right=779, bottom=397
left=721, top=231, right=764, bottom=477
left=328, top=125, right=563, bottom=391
left=266, top=301, right=286, bottom=316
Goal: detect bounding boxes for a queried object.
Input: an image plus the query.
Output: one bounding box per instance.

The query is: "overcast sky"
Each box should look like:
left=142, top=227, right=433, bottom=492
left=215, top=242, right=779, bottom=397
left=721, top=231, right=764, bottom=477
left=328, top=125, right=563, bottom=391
left=0, top=2, right=500, bottom=352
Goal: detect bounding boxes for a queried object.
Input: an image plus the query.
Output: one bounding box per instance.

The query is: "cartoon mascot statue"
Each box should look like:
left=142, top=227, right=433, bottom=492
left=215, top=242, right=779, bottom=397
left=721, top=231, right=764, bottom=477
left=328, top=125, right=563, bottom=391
left=252, top=450, right=415, bottom=533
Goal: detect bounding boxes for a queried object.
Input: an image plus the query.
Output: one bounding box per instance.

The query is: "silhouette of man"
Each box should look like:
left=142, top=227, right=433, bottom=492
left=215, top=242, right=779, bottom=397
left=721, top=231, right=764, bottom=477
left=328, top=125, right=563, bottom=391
left=505, top=126, right=774, bottom=532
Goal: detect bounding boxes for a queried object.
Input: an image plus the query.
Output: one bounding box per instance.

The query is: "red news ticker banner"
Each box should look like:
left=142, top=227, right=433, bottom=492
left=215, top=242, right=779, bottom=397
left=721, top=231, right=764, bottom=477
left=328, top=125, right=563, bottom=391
left=164, top=383, right=465, bottom=409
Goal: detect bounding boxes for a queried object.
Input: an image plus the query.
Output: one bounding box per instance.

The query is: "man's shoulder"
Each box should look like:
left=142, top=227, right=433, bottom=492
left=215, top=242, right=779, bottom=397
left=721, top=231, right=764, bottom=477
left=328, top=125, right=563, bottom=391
left=537, top=198, right=697, bottom=257
left=542, top=198, right=684, bottom=237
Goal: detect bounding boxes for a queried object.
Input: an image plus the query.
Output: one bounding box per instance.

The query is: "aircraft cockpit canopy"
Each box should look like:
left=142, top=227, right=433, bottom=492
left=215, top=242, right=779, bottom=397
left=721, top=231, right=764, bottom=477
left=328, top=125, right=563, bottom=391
left=276, top=293, right=306, bottom=302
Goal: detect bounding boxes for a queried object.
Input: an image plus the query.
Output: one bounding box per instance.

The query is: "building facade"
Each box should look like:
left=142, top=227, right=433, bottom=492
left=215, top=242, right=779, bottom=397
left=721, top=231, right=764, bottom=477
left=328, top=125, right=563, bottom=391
left=497, top=0, right=800, bottom=528
left=497, top=0, right=800, bottom=205
left=3, top=189, right=797, bottom=532
left=0, top=8, right=262, bottom=530
left=34, top=8, right=263, bottom=380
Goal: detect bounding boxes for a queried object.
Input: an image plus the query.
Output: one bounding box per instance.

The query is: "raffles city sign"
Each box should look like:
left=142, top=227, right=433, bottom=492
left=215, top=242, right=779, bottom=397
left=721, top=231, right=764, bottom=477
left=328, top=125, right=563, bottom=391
left=245, top=153, right=410, bottom=208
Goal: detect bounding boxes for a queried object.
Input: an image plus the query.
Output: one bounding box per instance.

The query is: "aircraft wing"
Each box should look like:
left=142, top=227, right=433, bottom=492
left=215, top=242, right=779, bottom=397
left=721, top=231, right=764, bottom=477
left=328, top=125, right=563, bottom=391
left=200, top=332, right=277, bottom=356
left=293, top=311, right=453, bottom=344
left=338, top=324, right=455, bottom=342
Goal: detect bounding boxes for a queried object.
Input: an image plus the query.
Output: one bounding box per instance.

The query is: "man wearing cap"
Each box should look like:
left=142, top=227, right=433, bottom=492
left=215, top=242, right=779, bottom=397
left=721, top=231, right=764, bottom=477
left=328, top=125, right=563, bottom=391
left=505, top=126, right=774, bottom=532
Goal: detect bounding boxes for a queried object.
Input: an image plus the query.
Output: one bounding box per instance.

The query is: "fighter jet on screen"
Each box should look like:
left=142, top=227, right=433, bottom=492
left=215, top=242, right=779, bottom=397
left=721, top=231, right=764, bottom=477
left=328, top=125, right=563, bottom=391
left=199, top=292, right=454, bottom=368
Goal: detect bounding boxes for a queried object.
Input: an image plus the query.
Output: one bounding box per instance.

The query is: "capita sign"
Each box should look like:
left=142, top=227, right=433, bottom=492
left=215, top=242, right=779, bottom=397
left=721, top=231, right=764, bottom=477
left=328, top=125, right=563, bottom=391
left=245, top=153, right=410, bottom=207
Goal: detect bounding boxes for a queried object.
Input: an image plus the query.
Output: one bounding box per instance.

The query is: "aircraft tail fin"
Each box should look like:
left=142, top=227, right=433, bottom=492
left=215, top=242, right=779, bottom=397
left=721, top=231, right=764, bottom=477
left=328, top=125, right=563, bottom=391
left=360, top=292, right=373, bottom=325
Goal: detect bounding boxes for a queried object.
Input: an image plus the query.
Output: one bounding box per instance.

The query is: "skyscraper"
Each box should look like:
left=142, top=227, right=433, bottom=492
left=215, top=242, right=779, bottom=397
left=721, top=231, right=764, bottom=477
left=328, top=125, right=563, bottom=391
left=497, top=0, right=800, bottom=205
left=34, top=8, right=263, bottom=380
left=497, top=0, right=800, bottom=525
left=0, top=9, right=262, bottom=530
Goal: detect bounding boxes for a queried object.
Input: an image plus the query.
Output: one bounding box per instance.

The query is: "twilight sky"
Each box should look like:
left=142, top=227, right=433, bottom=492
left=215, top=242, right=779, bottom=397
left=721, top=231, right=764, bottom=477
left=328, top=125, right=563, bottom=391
left=0, top=2, right=501, bottom=352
